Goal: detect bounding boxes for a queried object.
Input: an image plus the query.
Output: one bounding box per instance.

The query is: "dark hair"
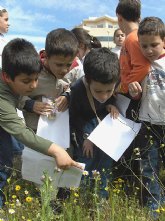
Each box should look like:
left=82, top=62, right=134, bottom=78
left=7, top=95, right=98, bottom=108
left=71, top=28, right=101, bottom=50
left=84, top=47, right=120, bottom=84
left=45, top=28, right=78, bottom=58
left=138, top=16, right=165, bottom=40
left=0, top=8, right=7, bottom=17
left=116, top=0, right=141, bottom=22
left=2, top=38, right=42, bottom=80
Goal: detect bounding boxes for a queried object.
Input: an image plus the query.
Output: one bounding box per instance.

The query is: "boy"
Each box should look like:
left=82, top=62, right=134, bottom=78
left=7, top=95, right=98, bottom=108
left=129, top=17, right=165, bottom=218
left=116, top=0, right=150, bottom=119
left=0, top=5, right=9, bottom=68
left=20, top=28, right=78, bottom=133
left=0, top=38, right=81, bottom=207
left=70, top=47, right=120, bottom=198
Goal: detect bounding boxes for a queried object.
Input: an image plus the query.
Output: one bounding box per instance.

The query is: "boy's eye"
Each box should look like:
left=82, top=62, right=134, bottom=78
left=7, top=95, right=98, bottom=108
left=22, top=81, right=30, bottom=84
left=151, top=43, right=159, bottom=48
left=141, top=45, right=147, bottom=49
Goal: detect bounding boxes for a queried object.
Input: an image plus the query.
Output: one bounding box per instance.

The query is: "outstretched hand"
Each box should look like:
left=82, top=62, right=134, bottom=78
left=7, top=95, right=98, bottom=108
left=48, top=143, right=83, bottom=170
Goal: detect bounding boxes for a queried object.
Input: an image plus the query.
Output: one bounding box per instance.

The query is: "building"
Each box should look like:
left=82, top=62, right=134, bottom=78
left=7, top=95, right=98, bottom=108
left=76, top=15, right=119, bottom=48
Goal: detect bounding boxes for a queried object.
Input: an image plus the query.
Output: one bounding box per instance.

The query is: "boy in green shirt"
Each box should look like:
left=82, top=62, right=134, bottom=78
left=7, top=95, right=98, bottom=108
left=0, top=38, right=81, bottom=207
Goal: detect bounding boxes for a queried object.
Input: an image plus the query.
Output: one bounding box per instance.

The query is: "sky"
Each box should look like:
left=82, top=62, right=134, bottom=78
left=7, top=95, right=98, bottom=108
left=1, top=0, right=165, bottom=51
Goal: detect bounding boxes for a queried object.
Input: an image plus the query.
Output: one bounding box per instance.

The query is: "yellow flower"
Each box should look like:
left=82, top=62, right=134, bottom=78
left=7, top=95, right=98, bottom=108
left=15, top=185, right=21, bottom=191
left=8, top=208, right=15, bottom=214
left=113, top=189, right=120, bottom=194
left=118, top=178, right=124, bottom=183
left=7, top=178, right=11, bottom=183
left=105, top=186, right=109, bottom=191
left=74, top=192, right=79, bottom=198
left=12, top=195, right=17, bottom=199
left=25, top=196, right=32, bottom=203
left=155, top=208, right=160, bottom=213
left=22, top=216, right=25, bottom=220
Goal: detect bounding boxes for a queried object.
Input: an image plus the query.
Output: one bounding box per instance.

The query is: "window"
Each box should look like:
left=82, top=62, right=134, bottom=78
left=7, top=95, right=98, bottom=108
left=97, top=24, right=104, bottom=28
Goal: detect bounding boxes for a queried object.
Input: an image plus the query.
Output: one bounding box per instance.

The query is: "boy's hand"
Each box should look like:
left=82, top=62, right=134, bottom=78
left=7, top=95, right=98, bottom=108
left=128, top=82, right=142, bottom=98
left=83, top=139, right=94, bottom=158
left=48, top=143, right=83, bottom=170
left=106, top=104, right=119, bottom=119
left=55, top=96, right=68, bottom=112
left=33, top=101, right=53, bottom=115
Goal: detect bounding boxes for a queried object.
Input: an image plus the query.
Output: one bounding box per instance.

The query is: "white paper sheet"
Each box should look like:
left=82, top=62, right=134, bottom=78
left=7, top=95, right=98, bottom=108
left=115, top=94, right=130, bottom=117
left=22, top=147, right=85, bottom=188
left=36, top=110, right=69, bottom=149
left=88, top=114, right=141, bottom=161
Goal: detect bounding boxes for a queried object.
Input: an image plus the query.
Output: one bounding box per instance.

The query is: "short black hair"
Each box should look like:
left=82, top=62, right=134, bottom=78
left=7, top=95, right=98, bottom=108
left=116, top=0, right=141, bottom=22
left=138, top=16, right=165, bottom=40
left=2, top=38, right=42, bottom=81
left=45, top=28, right=78, bottom=58
left=0, top=8, right=7, bottom=17
left=84, top=47, right=120, bottom=84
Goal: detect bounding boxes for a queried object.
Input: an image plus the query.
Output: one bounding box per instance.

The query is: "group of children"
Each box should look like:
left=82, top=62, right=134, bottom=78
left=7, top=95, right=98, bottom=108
left=0, top=0, right=165, bottom=219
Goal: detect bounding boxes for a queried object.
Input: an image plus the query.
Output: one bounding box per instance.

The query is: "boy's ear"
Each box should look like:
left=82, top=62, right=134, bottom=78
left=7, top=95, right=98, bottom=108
left=79, top=43, right=85, bottom=50
left=163, top=37, right=165, bottom=48
left=2, top=72, right=12, bottom=83
left=117, top=14, right=122, bottom=23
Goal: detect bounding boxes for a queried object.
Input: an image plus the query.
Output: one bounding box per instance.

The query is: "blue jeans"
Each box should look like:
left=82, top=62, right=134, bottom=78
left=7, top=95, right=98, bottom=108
left=135, top=123, right=165, bottom=212
left=0, top=127, right=24, bottom=207
left=78, top=146, right=113, bottom=199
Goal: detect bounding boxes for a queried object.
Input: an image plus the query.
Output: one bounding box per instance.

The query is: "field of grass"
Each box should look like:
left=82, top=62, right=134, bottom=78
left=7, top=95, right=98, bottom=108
left=0, top=167, right=165, bottom=221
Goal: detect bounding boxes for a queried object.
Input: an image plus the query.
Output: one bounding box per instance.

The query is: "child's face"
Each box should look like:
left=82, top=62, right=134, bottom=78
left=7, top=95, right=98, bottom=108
left=45, top=54, right=75, bottom=79
left=89, top=80, right=115, bottom=103
left=139, top=35, right=165, bottom=62
left=4, top=72, right=38, bottom=96
left=0, top=12, right=9, bottom=34
left=114, top=30, right=125, bottom=47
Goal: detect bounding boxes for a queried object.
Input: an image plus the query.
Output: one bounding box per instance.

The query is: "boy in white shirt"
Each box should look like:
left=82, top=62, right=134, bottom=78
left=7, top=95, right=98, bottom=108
left=129, top=16, right=165, bottom=219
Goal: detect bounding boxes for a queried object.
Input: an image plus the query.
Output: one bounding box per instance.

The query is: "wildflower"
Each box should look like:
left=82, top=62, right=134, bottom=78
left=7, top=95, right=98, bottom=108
left=8, top=208, right=15, bottom=214
left=155, top=208, right=160, bottom=213
left=92, top=170, right=100, bottom=177
left=25, top=196, right=32, bottom=203
left=105, top=186, right=109, bottom=191
left=24, top=190, right=29, bottom=195
left=16, top=199, right=21, bottom=207
left=160, top=144, right=165, bottom=148
left=12, top=195, right=17, bottom=199
left=41, top=175, right=46, bottom=181
left=117, top=178, right=124, bottom=183
left=7, top=178, right=11, bottom=183
left=15, top=185, right=21, bottom=191
left=22, top=216, right=25, bottom=220
left=113, top=189, right=120, bottom=194
left=73, top=199, right=77, bottom=203
left=74, top=192, right=79, bottom=198
left=48, top=176, right=53, bottom=182
left=83, top=170, right=89, bottom=176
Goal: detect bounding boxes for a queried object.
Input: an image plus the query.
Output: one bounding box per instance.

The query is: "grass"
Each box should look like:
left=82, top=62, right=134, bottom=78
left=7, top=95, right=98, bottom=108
left=0, top=168, right=165, bottom=221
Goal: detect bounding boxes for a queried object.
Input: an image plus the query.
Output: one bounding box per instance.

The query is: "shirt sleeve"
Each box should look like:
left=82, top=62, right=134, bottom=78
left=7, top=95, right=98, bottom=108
left=0, top=98, right=52, bottom=155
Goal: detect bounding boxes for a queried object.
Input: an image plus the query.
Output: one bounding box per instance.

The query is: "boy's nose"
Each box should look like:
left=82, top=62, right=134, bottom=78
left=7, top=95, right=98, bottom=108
left=30, top=80, right=38, bottom=89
